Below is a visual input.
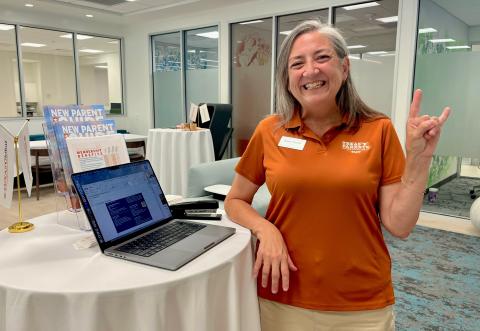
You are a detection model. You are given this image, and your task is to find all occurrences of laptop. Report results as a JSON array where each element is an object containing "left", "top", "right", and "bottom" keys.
[{"left": 71, "top": 160, "right": 235, "bottom": 271}]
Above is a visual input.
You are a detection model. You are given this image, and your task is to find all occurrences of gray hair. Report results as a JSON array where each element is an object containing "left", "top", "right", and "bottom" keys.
[{"left": 275, "top": 20, "right": 383, "bottom": 130}]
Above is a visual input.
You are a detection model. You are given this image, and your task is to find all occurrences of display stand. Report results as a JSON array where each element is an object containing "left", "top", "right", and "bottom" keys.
[{"left": 8, "top": 136, "right": 34, "bottom": 233}]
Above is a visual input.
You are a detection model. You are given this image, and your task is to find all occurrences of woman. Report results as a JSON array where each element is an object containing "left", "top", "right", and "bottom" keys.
[{"left": 224, "top": 21, "right": 450, "bottom": 330}]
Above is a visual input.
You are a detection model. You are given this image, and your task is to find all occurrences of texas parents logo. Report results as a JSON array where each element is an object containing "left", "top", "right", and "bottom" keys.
[{"left": 342, "top": 141, "right": 370, "bottom": 154}]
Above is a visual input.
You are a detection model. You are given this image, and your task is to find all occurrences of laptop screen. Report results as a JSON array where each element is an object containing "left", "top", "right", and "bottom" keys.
[{"left": 72, "top": 161, "right": 172, "bottom": 244}]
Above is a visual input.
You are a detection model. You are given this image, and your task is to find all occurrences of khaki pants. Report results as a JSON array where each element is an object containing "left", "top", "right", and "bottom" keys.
[{"left": 259, "top": 298, "right": 395, "bottom": 331}]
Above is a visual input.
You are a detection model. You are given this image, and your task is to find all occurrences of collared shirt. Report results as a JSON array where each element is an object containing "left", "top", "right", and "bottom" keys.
[{"left": 235, "top": 111, "right": 405, "bottom": 311}]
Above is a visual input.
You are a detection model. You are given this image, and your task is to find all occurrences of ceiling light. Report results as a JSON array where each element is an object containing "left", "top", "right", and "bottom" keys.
[
  {"left": 125, "top": 0, "right": 136, "bottom": 1},
  {"left": 348, "top": 55, "right": 360, "bottom": 60},
  {"left": 95, "top": 65, "right": 108, "bottom": 68},
  {"left": 446, "top": 45, "right": 471, "bottom": 49},
  {"left": 280, "top": 30, "right": 292, "bottom": 36},
  {"left": 343, "top": 2, "right": 379, "bottom": 10},
  {"left": 60, "top": 34, "right": 93, "bottom": 40},
  {"left": 0, "top": 24, "right": 15, "bottom": 31},
  {"left": 21, "top": 43, "right": 46, "bottom": 47},
  {"left": 25, "top": 3, "right": 34, "bottom": 7},
  {"left": 376, "top": 16, "right": 398, "bottom": 23},
  {"left": 239, "top": 20, "right": 264, "bottom": 25},
  {"left": 107, "top": 40, "right": 119, "bottom": 44},
  {"left": 429, "top": 38, "right": 455, "bottom": 43},
  {"left": 85, "top": 14, "right": 94, "bottom": 18},
  {"left": 419, "top": 27, "right": 437, "bottom": 34},
  {"left": 79, "top": 49, "right": 104, "bottom": 53},
  {"left": 347, "top": 45, "right": 367, "bottom": 49},
  {"left": 366, "top": 51, "right": 388, "bottom": 55},
  {"left": 195, "top": 31, "right": 219, "bottom": 39},
  {"left": 200, "top": 58, "right": 218, "bottom": 62},
  {"left": 380, "top": 53, "right": 396, "bottom": 56},
  {"left": 187, "top": 50, "right": 195, "bottom": 53}
]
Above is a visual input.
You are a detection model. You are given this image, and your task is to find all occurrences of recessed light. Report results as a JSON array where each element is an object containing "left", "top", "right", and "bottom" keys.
[
  {"left": 239, "top": 20, "right": 264, "bottom": 25},
  {"left": 348, "top": 55, "right": 360, "bottom": 60},
  {"left": 107, "top": 40, "right": 119, "bottom": 44},
  {"left": 0, "top": 24, "right": 15, "bottom": 31},
  {"left": 95, "top": 65, "right": 108, "bottom": 68},
  {"left": 376, "top": 16, "right": 398, "bottom": 23},
  {"left": 60, "top": 34, "right": 93, "bottom": 40},
  {"left": 347, "top": 45, "right": 367, "bottom": 49},
  {"left": 429, "top": 38, "right": 455, "bottom": 43},
  {"left": 446, "top": 45, "right": 471, "bottom": 49},
  {"left": 195, "top": 31, "right": 219, "bottom": 39},
  {"left": 85, "top": 14, "right": 94, "bottom": 18},
  {"left": 419, "top": 28, "right": 437, "bottom": 34},
  {"left": 21, "top": 42, "right": 46, "bottom": 47},
  {"left": 343, "top": 2, "right": 379, "bottom": 10},
  {"left": 79, "top": 49, "right": 104, "bottom": 53},
  {"left": 280, "top": 30, "right": 292, "bottom": 36},
  {"left": 25, "top": 3, "right": 34, "bottom": 7},
  {"left": 125, "top": 0, "right": 136, "bottom": 2}
]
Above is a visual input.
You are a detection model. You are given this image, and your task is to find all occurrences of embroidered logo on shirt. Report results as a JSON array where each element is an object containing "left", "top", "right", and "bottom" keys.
[{"left": 342, "top": 141, "right": 370, "bottom": 154}]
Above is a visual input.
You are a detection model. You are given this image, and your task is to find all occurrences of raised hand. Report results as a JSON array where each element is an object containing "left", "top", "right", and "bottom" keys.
[{"left": 406, "top": 89, "right": 451, "bottom": 158}]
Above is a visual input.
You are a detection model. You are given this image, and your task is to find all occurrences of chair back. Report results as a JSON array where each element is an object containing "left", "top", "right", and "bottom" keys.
[{"left": 200, "top": 103, "right": 233, "bottom": 160}]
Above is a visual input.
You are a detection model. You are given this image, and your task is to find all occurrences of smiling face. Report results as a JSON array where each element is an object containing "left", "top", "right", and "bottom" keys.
[{"left": 287, "top": 31, "right": 349, "bottom": 114}]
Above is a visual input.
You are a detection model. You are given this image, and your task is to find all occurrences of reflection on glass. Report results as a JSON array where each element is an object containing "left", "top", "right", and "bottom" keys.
[
  {"left": 151, "top": 32, "right": 183, "bottom": 128},
  {"left": 277, "top": 10, "right": 329, "bottom": 54},
  {"left": 19, "top": 27, "right": 77, "bottom": 117},
  {"left": 231, "top": 18, "right": 272, "bottom": 156},
  {"left": 185, "top": 26, "right": 219, "bottom": 115},
  {"left": 334, "top": 0, "right": 398, "bottom": 116},
  {"left": 77, "top": 35, "right": 123, "bottom": 114},
  {"left": 414, "top": 0, "right": 480, "bottom": 218},
  {"left": 0, "top": 24, "right": 21, "bottom": 117}
]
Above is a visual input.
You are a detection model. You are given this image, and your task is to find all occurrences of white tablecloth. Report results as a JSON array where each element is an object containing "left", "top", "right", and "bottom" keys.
[
  {"left": 146, "top": 129, "right": 214, "bottom": 196},
  {"left": 0, "top": 211, "right": 260, "bottom": 331}
]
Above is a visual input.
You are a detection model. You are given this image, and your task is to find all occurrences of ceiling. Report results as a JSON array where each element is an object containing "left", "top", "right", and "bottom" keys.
[{"left": 0, "top": 0, "right": 256, "bottom": 24}]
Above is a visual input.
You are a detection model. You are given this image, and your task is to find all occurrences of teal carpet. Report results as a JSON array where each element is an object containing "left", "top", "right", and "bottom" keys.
[{"left": 385, "top": 226, "right": 480, "bottom": 330}]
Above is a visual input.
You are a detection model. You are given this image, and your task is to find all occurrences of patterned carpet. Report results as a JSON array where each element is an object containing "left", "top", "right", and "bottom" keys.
[
  {"left": 385, "top": 226, "right": 480, "bottom": 330},
  {"left": 422, "top": 177, "right": 480, "bottom": 218}
]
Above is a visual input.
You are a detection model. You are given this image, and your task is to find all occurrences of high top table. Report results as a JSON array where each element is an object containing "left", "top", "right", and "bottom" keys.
[
  {"left": 146, "top": 128, "right": 215, "bottom": 196},
  {"left": 0, "top": 211, "right": 260, "bottom": 331}
]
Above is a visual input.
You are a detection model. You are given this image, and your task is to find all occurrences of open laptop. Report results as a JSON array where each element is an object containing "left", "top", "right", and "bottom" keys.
[{"left": 71, "top": 160, "right": 235, "bottom": 271}]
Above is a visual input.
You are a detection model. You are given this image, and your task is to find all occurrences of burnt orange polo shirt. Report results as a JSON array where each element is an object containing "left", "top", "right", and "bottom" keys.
[{"left": 235, "top": 112, "right": 405, "bottom": 311}]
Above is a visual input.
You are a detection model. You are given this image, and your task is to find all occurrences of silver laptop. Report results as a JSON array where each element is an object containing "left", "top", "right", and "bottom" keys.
[{"left": 71, "top": 160, "right": 235, "bottom": 271}]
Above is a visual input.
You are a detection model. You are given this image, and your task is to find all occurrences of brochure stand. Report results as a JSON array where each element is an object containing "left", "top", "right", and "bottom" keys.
[{"left": 42, "top": 105, "right": 115, "bottom": 231}]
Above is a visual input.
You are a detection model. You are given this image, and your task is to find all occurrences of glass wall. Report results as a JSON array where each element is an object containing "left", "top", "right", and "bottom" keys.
[
  {"left": 277, "top": 10, "right": 329, "bottom": 54},
  {"left": 185, "top": 26, "right": 219, "bottom": 107},
  {"left": 333, "top": 0, "right": 398, "bottom": 117},
  {"left": 151, "top": 26, "right": 219, "bottom": 128},
  {"left": 18, "top": 27, "right": 77, "bottom": 117},
  {"left": 0, "top": 23, "right": 124, "bottom": 118},
  {"left": 151, "top": 32, "right": 183, "bottom": 128},
  {"left": 414, "top": 0, "right": 480, "bottom": 218},
  {"left": 0, "top": 24, "right": 21, "bottom": 118},
  {"left": 78, "top": 35, "right": 123, "bottom": 114},
  {"left": 231, "top": 18, "right": 272, "bottom": 156}
]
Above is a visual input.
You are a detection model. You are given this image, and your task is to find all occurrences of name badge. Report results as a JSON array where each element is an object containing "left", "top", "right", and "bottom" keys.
[{"left": 278, "top": 136, "right": 306, "bottom": 151}]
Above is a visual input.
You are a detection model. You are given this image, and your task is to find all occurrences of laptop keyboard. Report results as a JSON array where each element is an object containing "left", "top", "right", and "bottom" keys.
[{"left": 116, "top": 222, "right": 206, "bottom": 257}]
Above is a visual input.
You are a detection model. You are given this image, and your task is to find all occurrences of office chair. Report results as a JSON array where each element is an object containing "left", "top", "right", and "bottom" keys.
[
  {"left": 470, "top": 185, "right": 480, "bottom": 199},
  {"left": 198, "top": 103, "right": 233, "bottom": 160},
  {"left": 126, "top": 140, "right": 146, "bottom": 162}
]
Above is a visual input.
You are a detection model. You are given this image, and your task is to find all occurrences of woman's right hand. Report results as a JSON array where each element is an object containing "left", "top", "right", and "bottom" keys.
[{"left": 253, "top": 222, "right": 298, "bottom": 294}]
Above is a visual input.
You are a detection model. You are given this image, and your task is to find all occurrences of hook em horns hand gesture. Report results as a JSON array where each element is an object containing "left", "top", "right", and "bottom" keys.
[{"left": 406, "top": 89, "right": 451, "bottom": 158}]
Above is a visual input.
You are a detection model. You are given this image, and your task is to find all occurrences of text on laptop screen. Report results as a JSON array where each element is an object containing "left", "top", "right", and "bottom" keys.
[{"left": 75, "top": 162, "right": 172, "bottom": 243}]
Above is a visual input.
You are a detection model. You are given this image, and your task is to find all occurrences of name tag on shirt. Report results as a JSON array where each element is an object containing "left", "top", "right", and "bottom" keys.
[{"left": 278, "top": 136, "right": 306, "bottom": 150}]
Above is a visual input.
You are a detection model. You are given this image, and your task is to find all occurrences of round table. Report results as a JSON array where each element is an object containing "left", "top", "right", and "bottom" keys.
[
  {"left": 0, "top": 211, "right": 260, "bottom": 331},
  {"left": 146, "top": 128, "right": 215, "bottom": 196}
]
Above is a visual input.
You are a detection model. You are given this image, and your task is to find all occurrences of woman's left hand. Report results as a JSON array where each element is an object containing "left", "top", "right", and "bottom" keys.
[{"left": 406, "top": 89, "right": 451, "bottom": 158}]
